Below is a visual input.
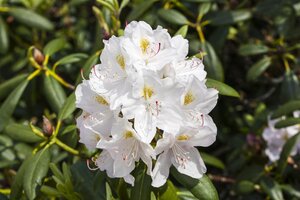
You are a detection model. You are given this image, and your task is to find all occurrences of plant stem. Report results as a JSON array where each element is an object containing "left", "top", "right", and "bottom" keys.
[{"left": 54, "top": 138, "right": 79, "bottom": 155}]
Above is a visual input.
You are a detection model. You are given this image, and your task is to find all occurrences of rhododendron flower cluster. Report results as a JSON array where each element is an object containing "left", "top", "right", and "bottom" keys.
[
  {"left": 75, "top": 21, "right": 218, "bottom": 187},
  {"left": 263, "top": 111, "right": 300, "bottom": 162}
]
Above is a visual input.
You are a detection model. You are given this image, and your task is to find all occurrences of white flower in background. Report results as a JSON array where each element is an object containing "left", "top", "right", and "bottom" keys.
[
  {"left": 75, "top": 21, "right": 219, "bottom": 187},
  {"left": 152, "top": 125, "right": 216, "bottom": 187},
  {"left": 263, "top": 112, "right": 300, "bottom": 162}
]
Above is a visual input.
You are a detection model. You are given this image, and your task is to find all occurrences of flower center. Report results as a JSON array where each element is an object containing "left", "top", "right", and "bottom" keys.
[
  {"left": 95, "top": 95, "right": 109, "bottom": 105},
  {"left": 177, "top": 134, "right": 189, "bottom": 141},
  {"left": 143, "top": 86, "right": 154, "bottom": 100},
  {"left": 124, "top": 130, "right": 134, "bottom": 139},
  {"left": 184, "top": 91, "right": 195, "bottom": 105},
  {"left": 140, "top": 38, "right": 150, "bottom": 54},
  {"left": 116, "top": 54, "right": 125, "bottom": 70}
]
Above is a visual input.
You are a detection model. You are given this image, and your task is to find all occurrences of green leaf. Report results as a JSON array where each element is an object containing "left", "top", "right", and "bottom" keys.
[
  {"left": 9, "top": 7, "right": 54, "bottom": 30},
  {"left": 200, "top": 42, "right": 224, "bottom": 82},
  {"left": 206, "top": 78, "right": 240, "bottom": 98},
  {"left": 55, "top": 53, "right": 88, "bottom": 66},
  {"left": 246, "top": 56, "right": 272, "bottom": 81},
  {"left": 3, "top": 123, "right": 43, "bottom": 143},
  {"left": 235, "top": 180, "right": 255, "bottom": 194},
  {"left": 71, "top": 161, "right": 106, "bottom": 200},
  {"left": 175, "top": 25, "right": 188, "bottom": 38},
  {"left": 158, "top": 9, "right": 189, "bottom": 25},
  {"left": 239, "top": 44, "right": 269, "bottom": 56},
  {"left": 10, "top": 155, "right": 33, "bottom": 200},
  {"left": 40, "top": 185, "right": 60, "bottom": 196},
  {"left": 209, "top": 10, "right": 252, "bottom": 26},
  {"left": 171, "top": 168, "right": 219, "bottom": 200},
  {"left": 177, "top": 190, "right": 198, "bottom": 200},
  {"left": 200, "top": 152, "right": 225, "bottom": 169},
  {"left": 274, "top": 118, "right": 300, "bottom": 128},
  {"left": 271, "top": 100, "right": 300, "bottom": 119},
  {"left": 43, "top": 38, "right": 67, "bottom": 56},
  {"left": 198, "top": 2, "right": 211, "bottom": 18},
  {"left": 280, "top": 71, "right": 300, "bottom": 102},
  {"left": 260, "top": 177, "right": 284, "bottom": 200},
  {"left": 277, "top": 132, "right": 300, "bottom": 174},
  {"left": 131, "top": 164, "right": 152, "bottom": 200},
  {"left": 23, "top": 148, "right": 50, "bottom": 200},
  {"left": 0, "top": 16, "right": 9, "bottom": 54},
  {"left": 0, "top": 79, "right": 29, "bottom": 132},
  {"left": 0, "top": 73, "right": 27, "bottom": 100},
  {"left": 127, "top": 0, "right": 159, "bottom": 21},
  {"left": 58, "top": 93, "right": 76, "bottom": 121},
  {"left": 157, "top": 181, "right": 179, "bottom": 200},
  {"left": 43, "top": 75, "right": 66, "bottom": 113},
  {"left": 280, "top": 184, "right": 300, "bottom": 198}
]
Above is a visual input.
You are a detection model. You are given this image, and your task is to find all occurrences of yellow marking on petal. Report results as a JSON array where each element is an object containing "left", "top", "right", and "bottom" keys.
[
  {"left": 177, "top": 134, "right": 189, "bottom": 141},
  {"left": 95, "top": 134, "right": 101, "bottom": 141},
  {"left": 116, "top": 55, "right": 125, "bottom": 70},
  {"left": 140, "top": 38, "right": 150, "bottom": 54},
  {"left": 124, "top": 131, "right": 134, "bottom": 139},
  {"left": 282, "top": 132, "right": 289, "bottom": 141},
  {"left": 95, "top": 95, "right": 109, "bottom": 105},
  {"left": 184, "top": 91, "right": 195, "bottom": 105},
  {"left": 142, "top": 86, "right": 154, "bottom": 100}
]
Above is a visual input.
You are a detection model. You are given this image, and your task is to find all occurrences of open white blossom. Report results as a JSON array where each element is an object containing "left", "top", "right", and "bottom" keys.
[
  {"left": 263, "top": 112, "right": 300, "bottom": 162},
  {"left": 75, "top": 21, "right": 219, "bottom": 187}
]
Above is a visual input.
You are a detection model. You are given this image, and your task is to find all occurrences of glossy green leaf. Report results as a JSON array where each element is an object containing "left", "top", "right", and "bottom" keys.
[
  {"left": 0, "top": 16, "right": 9, "bottom": 54},
  {"left": 260, "top": 177, "right": 284, "bottom": 200},
  {"left": 43, "top": 38, "right": 67, "bottom": 56},
  {"left": 200, "top": 42, "right": 224, "bottom": 81},
  {"left": 0, "top": 79, "right": 29, "bottom": 132},
  {"left": 171, "top": 168, "right": 219, "bottom": 200},
  {"left": 157, "top": 181, "right": 179, "bottom": 200},
  {"left": 9, "top": 7, "right": 54, "bottom": 30},
  {"left": 206, "top": 78, "right": 240, "bottom": 98},
  {"left": 43, "top": 75, "right": 66, "bottom": 113},
  {"left": 0, "top": 73, "right": 27, "bottom": 100},
  {"left": 71, "top": 161, "right": 106, "bottom": 200},
  {"left": 280, "top": 184, "right": 300, "bottom": 198},
  {"left": 239, "top": 44, "right": 269, "bottom": 56},
  {"left": 40, "top": 185, "right": 60, "bottom": 196},
  {"left": 198, "top": 2, "right": 211, "bottom": 17},
  {"left": 200, "top": 152, "right": 225, "bottom": 169},
  {"left": 177, "top": 190, "right": 198, "bottom": 200},
  {"left": 10, "top": 155, "right": 33, "bottom": 200},
  {"left": 280, "top": 71, "right": 300, "bottom": 102},
  {"left": 58, "top": 93, "right": 76, "bottom": 121},
  {"left": 209, "top": 10, "right": 252, "bottom": 26},
  {"left": 175, "top": 25, "right": 188, "bottom": 38},
  {"left": 127, "top": 0, "right": 159, "bottom": 21},
  {"left": 158, "top": 9, "right": 189, "bottom": 25},
  {"left": 274, "top": 118, "right": 300, "bottom": 128},
  {"left": 131, "top": 164, "right": 152, "bottom": 200},
  {"left": 55, "top": 53, "right": 88, "bottom": 66},
  {"left": 271, "top": 100, "right": 300, "bottom": 119},
  {"left": 23, "top": 148, "right": 51, "bottom": 200},
  {"left": 277, "top": 132, "right": 300, "bottom": 174},
  {"left": 246, "top": 56, "right": 272, "bottom": 81},
  {"left": 3, "top": 123, "right": 43, "bottom": 143}
]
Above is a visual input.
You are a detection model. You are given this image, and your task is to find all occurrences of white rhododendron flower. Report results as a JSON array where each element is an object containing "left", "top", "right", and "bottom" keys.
[
  {"left": 263, "top": 112, "right": 300, "bottom": 162},
  {"left": 75, "top": 21, "right": 219, "bottom": 187}
]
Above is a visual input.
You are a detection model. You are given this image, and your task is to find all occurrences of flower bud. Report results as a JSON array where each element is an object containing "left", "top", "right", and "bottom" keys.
[
  {"left": 42, "top": 116, "right": 53, "bottom": 137},
  {"left": 33, "top": 48, "right": 45, "bottom": 65}
]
